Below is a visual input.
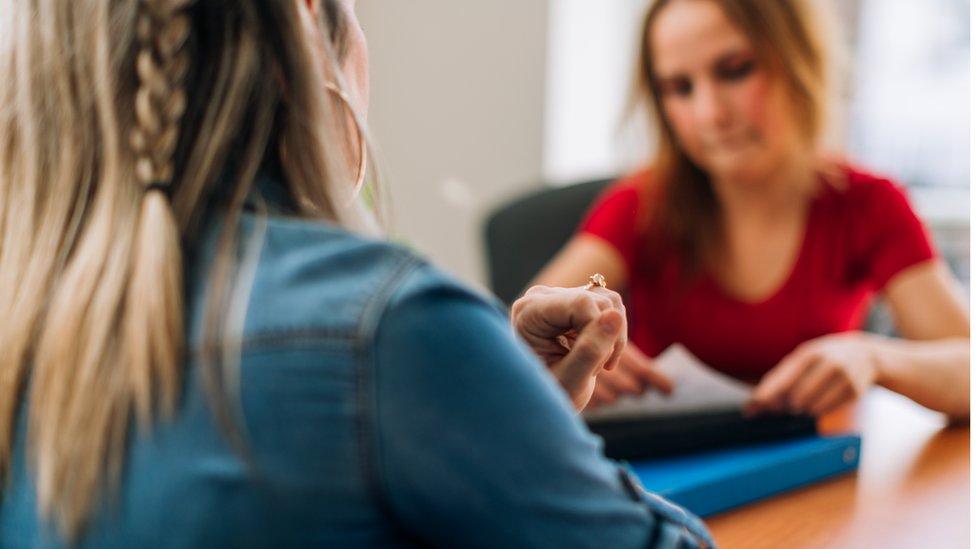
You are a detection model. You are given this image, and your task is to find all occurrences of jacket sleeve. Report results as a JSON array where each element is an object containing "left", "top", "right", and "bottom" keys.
[{"left": 367, "top": 262, "right": 714, "bottom": 548}]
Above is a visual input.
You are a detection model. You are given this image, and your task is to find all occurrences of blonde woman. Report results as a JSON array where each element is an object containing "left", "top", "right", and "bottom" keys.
[
  {"left": 0, "top": 0, "right": 715, "bottom": 547},
  {"left": 535, "top": 0, "right": 969, "bottom": 418}
]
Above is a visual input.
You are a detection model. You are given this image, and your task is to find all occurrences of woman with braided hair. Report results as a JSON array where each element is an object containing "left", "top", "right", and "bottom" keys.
[{"left": 0, "top": 1, "right": 713, "bottom": 547}]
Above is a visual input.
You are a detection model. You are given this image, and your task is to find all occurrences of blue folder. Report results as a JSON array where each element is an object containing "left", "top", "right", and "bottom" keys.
[{"left": 629, "top": 434, "right": 861, "bottom": 518}]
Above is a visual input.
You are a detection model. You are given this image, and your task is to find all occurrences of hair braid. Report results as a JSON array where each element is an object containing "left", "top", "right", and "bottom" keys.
[{"left": 130, "top": 0, "right": 193, "bottom": 191}]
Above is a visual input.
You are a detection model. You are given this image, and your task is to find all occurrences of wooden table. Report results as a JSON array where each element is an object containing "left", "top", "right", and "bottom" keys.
[{"left": 705, "top": 389, "right": 970, "bottom": 548}]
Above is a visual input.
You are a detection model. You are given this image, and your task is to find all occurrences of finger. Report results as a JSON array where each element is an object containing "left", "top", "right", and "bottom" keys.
[
  {"left": 807, "top": 383, "right": 854, "bottom": 416},
  {"left": 595, "top": 383, "right": 620, "bottom": 406},
  {"left": 750, "top": 346, "right": 820, "bottom": 408},
  {"left": 588, "top": 288, "right": 628, "bottom": 371},
  {"left": 514, "top": 295, "right": 603, "bottom": 350},
  {"left": 588, "top": 287, "right": 624, "bottom": 312},
  {"left": 589, "top": 383, "right": 615, "bottom": 407},
  {"left": 600, "top": 367, "right": 644, "bottom": 397},
  {"left": 510, "top": 285, "right": 556, "bottom": 321},
  {"left": 521, "top": 284, "right": 552, "bottom": 297},
  {"left": 601, "top": 317, "right": 627, "bottom": 372},
  {"left": 787, "top": 362, "right": 837, "bottom": 413},
  {"left": 555, "top": 310, "right": 623, "bottom": 391},
  {"left": 744, "top": 390, "right": 789, "bottom": 417},
  {"left": 534, "top": 290, "right": 615, "bottom": 339},
  {"left": 746, "top": 383, "right": 793, "bottom": 417},
  {"left": 634, "top": 365, "right": 674, "bottom": 395},
  {"left": 620, "top": 346, "right": 674, "bottom": 394}
]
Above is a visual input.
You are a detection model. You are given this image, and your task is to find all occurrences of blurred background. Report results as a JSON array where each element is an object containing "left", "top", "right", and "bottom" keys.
[{"left": 355, "top": 0, "right": 970, "bottom": 299}]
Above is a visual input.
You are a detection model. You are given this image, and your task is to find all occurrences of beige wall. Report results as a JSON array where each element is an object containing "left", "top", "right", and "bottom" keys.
[{"left": 356, "top": 1, "right": 549, "bottom": 287}]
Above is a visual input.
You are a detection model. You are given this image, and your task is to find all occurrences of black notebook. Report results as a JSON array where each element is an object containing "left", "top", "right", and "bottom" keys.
[
  {"left": 586, "top": 409, "right": 818, "bottom": 460},
  {"left": 582, "top": 345, "right": 818, "bottom": 460}
]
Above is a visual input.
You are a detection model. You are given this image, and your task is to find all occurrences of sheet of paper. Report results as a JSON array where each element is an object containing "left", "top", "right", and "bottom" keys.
[{"left": 584, "top": 344, "right": 754, "bottom": 422}]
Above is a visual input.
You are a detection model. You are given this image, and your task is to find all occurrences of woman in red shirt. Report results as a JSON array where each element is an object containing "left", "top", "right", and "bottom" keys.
[{"left": 534, "top": 0, "right": 969, "bottom": 419}]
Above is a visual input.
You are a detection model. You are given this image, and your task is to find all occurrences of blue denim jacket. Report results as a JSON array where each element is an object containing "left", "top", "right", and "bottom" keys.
[{"left": 0, "top": 178, "right": 713, "bottom": 548}]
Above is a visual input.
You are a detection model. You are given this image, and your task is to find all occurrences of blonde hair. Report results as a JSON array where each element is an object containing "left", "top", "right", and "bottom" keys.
[
  {"left": 0, "top": 0, "right": 378, "bottom": 540},
  {"left": 632, "top": 0, "right": 842, "bottom": 274}
]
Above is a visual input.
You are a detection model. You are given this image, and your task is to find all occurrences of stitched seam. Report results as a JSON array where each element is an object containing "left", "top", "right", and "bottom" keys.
[
  {"left": 350, "top": 251, "right": 424, "bottom": 508},
  {"left": 186, "top": 328, "right": 359, "bottom": 360}
]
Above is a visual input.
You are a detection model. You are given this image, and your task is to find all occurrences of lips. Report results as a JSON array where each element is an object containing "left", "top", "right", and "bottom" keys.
[{"left": 704, "top": 129, "right": 759, "bottom": 151}]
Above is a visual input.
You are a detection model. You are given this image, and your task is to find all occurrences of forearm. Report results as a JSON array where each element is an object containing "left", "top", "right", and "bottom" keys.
[
  {"left": 869, "top": 335, "right": 970, "bottom": 420},
  {"left": 531, "top": 236, "right": 630, "bottom": 291}
]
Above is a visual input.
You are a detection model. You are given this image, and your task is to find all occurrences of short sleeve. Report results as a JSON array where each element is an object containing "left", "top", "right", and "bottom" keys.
[
  {"left": 851, "top": 177, "right": 937, "bottom": 291},
  {"left": 369, "top": 262, "right": 714, "bottom": 548},
  {"left": 578, "top": 177, "right": 644, "bottom": 273}
]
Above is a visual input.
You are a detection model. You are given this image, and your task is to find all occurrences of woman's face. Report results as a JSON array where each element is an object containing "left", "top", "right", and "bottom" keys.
[{"left": 650, "top": 0, "right": 798, "bottom": 183}]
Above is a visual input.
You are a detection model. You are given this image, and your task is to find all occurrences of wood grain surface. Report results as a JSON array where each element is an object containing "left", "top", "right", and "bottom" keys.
[{"left": 705, "top": 389, "right": 970, "bottom": 549}]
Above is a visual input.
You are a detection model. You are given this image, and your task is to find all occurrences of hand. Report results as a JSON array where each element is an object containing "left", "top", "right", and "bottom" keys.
[
  {"left": 587, "top": 343, "right": 674, "bottom": 409},
  {"left": 511, "top": 285, "right": 628, "bottom": 411},
  {"left": 746, "top": 332, "right": 880, "bottom": 418}
]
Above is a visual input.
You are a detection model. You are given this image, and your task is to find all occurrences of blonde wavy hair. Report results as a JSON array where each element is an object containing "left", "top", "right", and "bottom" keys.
[{"left": 0, "top": 0, "right": 378, "bottom": 540}]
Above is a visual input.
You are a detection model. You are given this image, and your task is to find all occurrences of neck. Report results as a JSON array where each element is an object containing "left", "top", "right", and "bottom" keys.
[{"left": 710, "top": 155, "right": 817, "bottom": 225}]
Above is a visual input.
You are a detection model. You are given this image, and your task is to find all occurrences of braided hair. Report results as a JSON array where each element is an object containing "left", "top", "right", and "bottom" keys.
[{"left": 130, "top": 0, "right": 193, "bottom": 195}]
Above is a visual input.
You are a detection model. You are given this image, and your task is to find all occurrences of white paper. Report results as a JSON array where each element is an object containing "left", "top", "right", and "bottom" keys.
[{"left": 584, "top": 344, "right": 753, "bottom": 422}]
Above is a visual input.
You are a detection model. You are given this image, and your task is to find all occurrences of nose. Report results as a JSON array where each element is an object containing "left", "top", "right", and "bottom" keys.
[{"left": 691, "top": 78, "right": 733, "bottom": 130}]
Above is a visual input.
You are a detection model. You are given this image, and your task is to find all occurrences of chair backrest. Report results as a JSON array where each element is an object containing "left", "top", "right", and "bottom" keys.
[{"left": 483, "top": 178, "right": 615, "bottom": 304}]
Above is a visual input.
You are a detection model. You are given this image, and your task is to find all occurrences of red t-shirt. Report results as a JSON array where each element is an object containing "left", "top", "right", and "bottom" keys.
[{"left": 579, "top": 164, "right": 937, "bottom": 382}]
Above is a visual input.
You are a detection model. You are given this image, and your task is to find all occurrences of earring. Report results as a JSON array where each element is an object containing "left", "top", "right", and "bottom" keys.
[{"left": 325, "top": 82, "right": 367, "bottom": 203}]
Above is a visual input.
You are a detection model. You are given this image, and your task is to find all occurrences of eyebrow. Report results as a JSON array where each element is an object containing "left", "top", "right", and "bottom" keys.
[{"left": 653, "top": 47, "right": 756, "bottom": 78}]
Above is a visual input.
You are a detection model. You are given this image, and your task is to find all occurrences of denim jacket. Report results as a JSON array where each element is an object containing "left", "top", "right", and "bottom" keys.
[{"left": 0, "top": 177, "right": 714, "bottom": 548}]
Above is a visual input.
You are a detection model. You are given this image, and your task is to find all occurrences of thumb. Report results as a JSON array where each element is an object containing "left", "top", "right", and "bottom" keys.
[
  {"left": 747, "top": 347, "right": 817, "bottom": 416},
  {"left": 555, "top": 310, "right": 623, "bottom": 391}
]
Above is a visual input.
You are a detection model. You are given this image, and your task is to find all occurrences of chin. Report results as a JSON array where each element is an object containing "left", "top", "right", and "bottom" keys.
[{"left": 706, "top": 157, "right": 768, "bottom": 183}]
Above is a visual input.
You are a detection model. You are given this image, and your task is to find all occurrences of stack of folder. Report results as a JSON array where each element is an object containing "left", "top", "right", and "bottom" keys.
[{"left": 584, "top": 345, "right": 862, "bottom": 516}]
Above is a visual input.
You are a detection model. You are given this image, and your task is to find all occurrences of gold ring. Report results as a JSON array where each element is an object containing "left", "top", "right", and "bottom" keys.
[{"left": 585, "top": 273, "right": 607, "bottom": 290}]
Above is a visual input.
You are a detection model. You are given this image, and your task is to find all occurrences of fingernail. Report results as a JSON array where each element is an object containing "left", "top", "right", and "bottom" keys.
[{"left": 600, "top": 312, "right": 622, "bottom": 335}]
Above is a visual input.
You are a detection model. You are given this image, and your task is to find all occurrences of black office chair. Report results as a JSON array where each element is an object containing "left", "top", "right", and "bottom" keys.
[{"left": 484, "top": 178, "right": 615, "bottom": 304}]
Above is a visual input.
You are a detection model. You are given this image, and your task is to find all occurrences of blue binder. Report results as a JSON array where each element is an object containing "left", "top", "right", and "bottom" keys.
[{"left": 629, "top": 434, "right": 861, "bottom": 518}]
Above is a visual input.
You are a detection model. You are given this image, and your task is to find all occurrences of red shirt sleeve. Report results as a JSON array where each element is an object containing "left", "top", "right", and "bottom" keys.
[
  {"left": 851, "top": 175, "right": 937, "bottom": 291},
  {"left": 578, "top": 177, "right": 643, "bottom": 273}
]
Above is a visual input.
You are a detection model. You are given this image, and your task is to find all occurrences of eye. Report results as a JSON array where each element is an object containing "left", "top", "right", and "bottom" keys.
[
  {"left": 715, "top": 58, "right": 755, "bottom": 81},
  {"left": 656, "top": 76, "right": 693, "bottom": 98}
]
